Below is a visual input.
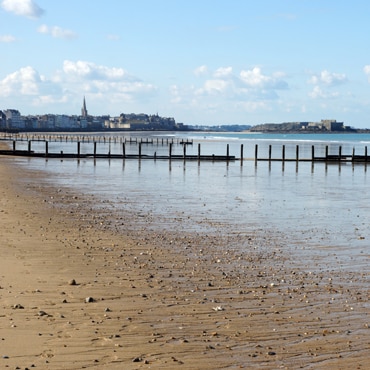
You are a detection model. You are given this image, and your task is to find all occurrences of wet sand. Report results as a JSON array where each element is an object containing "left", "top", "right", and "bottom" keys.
[{"left": 0, "top": 154, "right": 369, "bottom": 369}]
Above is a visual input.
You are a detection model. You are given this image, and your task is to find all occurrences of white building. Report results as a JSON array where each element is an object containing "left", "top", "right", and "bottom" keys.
[{"left": 3, "top": 109, "right": 25, "bottom": 129}]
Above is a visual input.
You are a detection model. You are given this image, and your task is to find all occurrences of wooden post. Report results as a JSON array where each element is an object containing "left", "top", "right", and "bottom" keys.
[
  {"left": 169, "top": 143, "right": 172, "bottom": 159},
  {"left": 28, "top": 141, "right": 31, "bottom": 154},
  {"left": 255, "top": 144, "right": 258, "bottom": 161},
  {"left": 282, "top": 145, "right": 285, "bottom": 162},
  {"left": 226, "top": 144, "right": 229, "bottom": 159},
  {"left": 138, "top": 143, "right": 142, "bottom": 158},
  {"left": 352, "top": 147, "right": 355, "bottom": 161},
  {"left": 268, "top": 145, "right": 272, "bottom": 161},
  {"left": 94, "top": 142, "right": 97, "bottom": 158},
  {"left": 122, "top": 142, "right": 126, "bottom": 158},
  {"left": 311, "top": 145, "right": 315, "bottom": 161},
  {"left": 154, "top": 151, "right": 157, "bottom": 160},
  {"left": 296, "top": 145, "right": 299, "bottom": 162},
  {"left": 240, "top": 144, "right": 244, "bottom": 163},
  {"left": 198, "top": 143, "right": 201, "bottom": 160},
  {"left": 365, "top": 146, "right": 368, "bottom": 162},
  {"left": 45, "top": 141, "right": 48, "bottom": 157},
  {"left": 183, "top": 144, "right": 186, "bottom": 159},
  {"left": 339, "top": 146, "right": 342, "bottom": 160},
  {"left": 13, "top": 140, "right": 16, "bottom": 153},
  {"left": 77, "top": 142, "right": 81, "bottom": 158}
]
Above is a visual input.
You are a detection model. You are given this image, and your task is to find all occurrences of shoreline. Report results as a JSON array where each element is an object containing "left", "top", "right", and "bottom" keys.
[{"left": 0, "top": 155, "right": 369, "bottom": 369}]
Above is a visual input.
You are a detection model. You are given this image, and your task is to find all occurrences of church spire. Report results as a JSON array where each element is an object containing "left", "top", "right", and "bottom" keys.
[{"left": 81, "top": 96, "right": 88, "bottom": 117}]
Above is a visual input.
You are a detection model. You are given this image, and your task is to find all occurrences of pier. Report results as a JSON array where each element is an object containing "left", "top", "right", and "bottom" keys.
[{"left": 0, "top": 134, "right": 369, "bottom": 163}]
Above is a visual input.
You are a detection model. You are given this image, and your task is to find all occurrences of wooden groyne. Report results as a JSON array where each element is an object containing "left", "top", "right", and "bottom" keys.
[
  {"left": 0, "top": 133, "right": 193, "bottom": 145},
  {"left": 254, "top": 144, "right": 370, "bottom": 163},
  {"left": 0, "top": 136, "right": 369, "bottom": 163},
  {"left": 0, "top": 140, "right": 235, "bottom": 161}
]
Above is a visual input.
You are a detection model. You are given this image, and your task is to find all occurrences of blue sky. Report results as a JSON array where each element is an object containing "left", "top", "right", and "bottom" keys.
[{"left": 1, "top": 0, "right": 370, "bottom": 127}]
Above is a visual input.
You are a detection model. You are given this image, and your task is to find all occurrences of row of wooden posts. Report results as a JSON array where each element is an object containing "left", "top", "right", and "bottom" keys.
[
  {"left": 2, "top": 139, "right": 370, "bottom": 162},
  {"left": 6, "top": 140, "right": 234, "bottom": 161},
  {"left": 0, "top": 133, "right": 191, "bottom": 145},
  {"left": 255, "top": 144, "right": 369, "bottom": 162}
]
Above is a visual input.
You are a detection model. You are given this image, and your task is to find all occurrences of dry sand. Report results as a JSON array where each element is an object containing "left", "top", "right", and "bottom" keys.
[{"left": 0, "top": 153, "right": 369, "bottom": 369}]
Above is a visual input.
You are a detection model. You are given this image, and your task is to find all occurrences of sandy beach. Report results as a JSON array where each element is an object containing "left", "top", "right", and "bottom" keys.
[{"left": 0, "top": 153, "right": 369, "bottom": 369}]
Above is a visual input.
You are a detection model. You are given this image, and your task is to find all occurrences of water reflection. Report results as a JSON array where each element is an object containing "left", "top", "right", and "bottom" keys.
[{"left": 7, "top": 137, "right": 370, "bottom": 264}]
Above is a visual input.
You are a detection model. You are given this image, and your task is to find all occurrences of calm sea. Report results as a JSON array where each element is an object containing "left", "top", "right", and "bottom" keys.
[{"left": 9, "top": 132, "right": 370, "bottom": 270}]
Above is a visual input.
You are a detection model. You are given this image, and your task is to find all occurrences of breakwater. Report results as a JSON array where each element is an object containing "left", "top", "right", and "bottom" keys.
[{"left": 1, "top": 133, "right": 370, "bottom": 163}]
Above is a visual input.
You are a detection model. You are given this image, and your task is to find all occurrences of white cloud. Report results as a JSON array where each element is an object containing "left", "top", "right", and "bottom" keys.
[
  {"left": 169, "top": 66, "right": 289, "bottom": 122},
  {"left": 194, "top": 65, "right": 208, "bottom": 76},
  {"left": 364, "top": 65, "right": 370, "bottom": 82},
  {"left": 61, "top": 60, "right": 144, "bottom": 86},
  {"left": 309, "top": 70, "right": 347, "bottom": 86},
  {"left": 309, "top": 86, "right": 339, "bottom": 99},
  {"left": 38, "top": 24, "right": 77, "bottom": 40},
  {"left": 0, "top": 34, "right": 16, "bottom": 42},
  {"left": 200, "top": 79, "right": 230, "bottom": 95},
  {"left": 194, "top": 66, "right": 287, "bottom": 99},
  {"left": 214, "top": 66, "right": 233, "bottom": 78},
  {"left": 1, "top": 0, "right": 43, "bottom": 19},
  {"left": 169, "top": 85, "right": 182, "bottom": 103},
  {"left": 240, "top": 67, "right": 275, "bottom": 88},
  {"left": 0, "top": 61, "right": 157, "bottom": 109},
  {"left": 59, "top": 61, "right": 158, "bottom": 102},
  {"left": 0, "top": 66, "right": 41, "bottom": 96},
  {"left": 309, "top": 86, "right": 324, "bottom": 99},
  {"left": 307, "top": 70, "right": 346, "bottom": 101}
]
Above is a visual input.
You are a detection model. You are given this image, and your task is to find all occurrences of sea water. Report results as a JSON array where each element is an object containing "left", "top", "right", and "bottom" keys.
[{"left": 9, "top": 132, "right": 370, "bottom": 271}]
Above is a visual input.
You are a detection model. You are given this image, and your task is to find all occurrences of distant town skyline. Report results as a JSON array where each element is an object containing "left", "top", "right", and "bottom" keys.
[
  {"left": 1, "top": 100, "right": 355, "bottom": 133},
  {"left": 1, "top": 1, "right": 370, "bottom": 127}
]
